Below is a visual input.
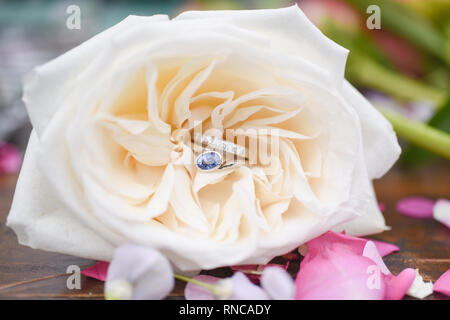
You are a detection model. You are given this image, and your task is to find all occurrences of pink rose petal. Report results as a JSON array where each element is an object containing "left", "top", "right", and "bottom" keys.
[
  {"left": 0, "top": 142, "right": 21, "bottom": 174},
  {"left": 81, "top": 261, "right": 110, "bottom": 281},
  {"left": 433, "top": 199, "right": 450, "bottom": 229},
  {"left": 396, "top": 196, "right": 435, "bottom": 219},
  {"left": 309, "top": 230, "right": 399, "bottom": 257},
  {"left": 295, "top": 232, "right": 414, "bottom": 300},
  {"left": 363, "top": 241, "right": 390, "bottom": 275},
  {"left": 371, "top": 239, "right": 400, "bottom": 257},
  {"left": 384, "top": 268, "right": 417, "bottom": 300},
  {"left": 433, "top": 269, "right": 450, "bottom": 297},
  {"left": 378, "top": 202, "right": 386, "bottom": 213},
  {"left": 185, "top": 275, "right": 220, "bottom": 300}
]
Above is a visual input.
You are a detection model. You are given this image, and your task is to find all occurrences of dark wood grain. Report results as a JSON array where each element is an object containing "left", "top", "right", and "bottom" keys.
[{"left": 0, "top": 162, "right": 449, "bottom": 300}]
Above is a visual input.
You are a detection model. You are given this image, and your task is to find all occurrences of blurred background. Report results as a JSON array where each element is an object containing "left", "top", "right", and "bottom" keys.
[{"left": 0, "top": 0, "right": 449, "bottom": 174}]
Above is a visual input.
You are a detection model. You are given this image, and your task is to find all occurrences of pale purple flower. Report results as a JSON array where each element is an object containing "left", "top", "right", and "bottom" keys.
[{"left": 105, "top": 244, "right": 174, "bottom": 300}]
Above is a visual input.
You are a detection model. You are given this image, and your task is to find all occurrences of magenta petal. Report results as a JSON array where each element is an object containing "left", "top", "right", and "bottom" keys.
[
  {"left": 384, "top": 268, "right": 416, "bottom": 300},
  {"left": 82, "top": 261, "right": 110, "bottom": 281},
  {"left": 396, "top": 196, "right": 435, "bottom": 219},
  {"left": 304, "top": 231, "right": 398, "bottom": 257},
  {"left": 295, "top": 232, "right": 385, "bottom": 300},
  {"left": 0, "top": 142, "right": 21, "bottom": 174},
  {"left": 185, "top": 275, "right": 220, "bottom": 300},
  {"left": 433, "top": 269, "right": 450, "bottom": 297},
  {"left": 378, "top": 202, "right": 385, "bottom": 213},
  {"left": 362, "top": 241, "right": 390, "bottom": 275},
  {"left": 371, "top": 240, "right": 400, "bottom": 257}
]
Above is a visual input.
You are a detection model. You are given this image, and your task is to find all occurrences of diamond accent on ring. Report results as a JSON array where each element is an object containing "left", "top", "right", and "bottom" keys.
[{"left": 193, "top": 133, "right": 246, "bottom": 158}]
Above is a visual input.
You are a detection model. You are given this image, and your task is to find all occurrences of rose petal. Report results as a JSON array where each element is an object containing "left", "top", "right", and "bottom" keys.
[
  {"left": 433, "top": 269, "right": 450, "bottom": 297},
  {"left": 384, "top": 268, "right": 416, "bottom": 300},
  {"left": 370, "top": 239, "right": 400, "bottom": 257},
  {"left": 82, "top": 261, "right": 110, "bottom": 281},
  {"left": 396, "top": 196, "right": 435, "bottom": 219},
  {"left": 433, "top": 199, "right": 450, "bottom": 229},
  {"left": 295, "top": 233, "right": 385, "bottom": 299},
  {"left": 184, "top": 275, "right": 220, "bottom": 300},
  {"left": 261, "top": 266, "right": 295, "bottom": 300},
  {"left": 0, "top": 143, "right": 21, "bottom": 174},
  {"left": 362, "top": 241, "right": 390, "bottom": 275},
  {"left": 295, "top": 232, "right": 413, "bottom": 300},
  {"left": 378, "top": 202, "right": 385, "bottom": 213}
]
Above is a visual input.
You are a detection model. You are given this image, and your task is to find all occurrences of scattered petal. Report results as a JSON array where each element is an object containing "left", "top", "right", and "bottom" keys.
[
  {"left": 384, "top": 268, "right": 416, "bottom": 300},
  {"left": 396, "top": 196, "right": 435, "bottom": 219},
  {"left": 81, "top": 261, "right": 110, "bottom": 281},
  {"left": 0, "top": 142, "right": 21, "bottom": 174},
  {"left": 184, "top": 275, "right": 220, "bottom": 300},
  {"left": 433, "top": 269, "right": 450, "bottom": 297},
  {"left": 433, "top": 199, "right": 450, "bottom": 229},
  {"left": 105, "top": 244, "right": 174, "bottom": 300},
  {"left": 261, "top": 266, "right": 295, "bottom": 300},
  {"left": 370, "top": 239, "right": 400, "bottom": 257},
  {"left": 406, "top": 269, "right": 433, "bottom": 299},
  {"left": 295, "top": 231, "right": 414, "bottom": 300},
  {"left": 362, "top": 241, "right": 390, "bottom": 275},
  {"left": 378, "top": 202, "right": 385, "bottom": 212}
]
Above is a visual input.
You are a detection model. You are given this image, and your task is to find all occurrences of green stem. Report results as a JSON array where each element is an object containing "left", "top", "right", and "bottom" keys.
[
  {"left": 349, "top": 55, "right": 447, "bottom": 107},
  {"left": 174, "top": 274, "right": 216, "bottom": 292},
  {"left": 379, "top": 107, "right": 450, "bottom": 159}
]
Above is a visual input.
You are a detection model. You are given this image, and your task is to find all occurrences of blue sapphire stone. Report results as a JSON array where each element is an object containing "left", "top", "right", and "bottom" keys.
[{"left": 196, "top": 151, "right": 222, "bottom": 171}]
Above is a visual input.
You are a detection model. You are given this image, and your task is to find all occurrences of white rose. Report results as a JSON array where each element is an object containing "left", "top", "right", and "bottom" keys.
[{"left": 7, "top": 6, "right": 400, "bottom": 271}]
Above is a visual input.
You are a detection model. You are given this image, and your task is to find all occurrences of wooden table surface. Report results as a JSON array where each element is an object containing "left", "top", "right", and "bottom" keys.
[{"left": 0, "top": 162, "right": 449, "bottom": 300}]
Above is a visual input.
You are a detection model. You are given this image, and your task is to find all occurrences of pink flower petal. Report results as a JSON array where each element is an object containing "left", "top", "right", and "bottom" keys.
[
  {"left": 295, "top": 233, "right": 385, "bottom": 300},
  {"left": 305, "top": 230, "right": 399, "bottom": 257},
  {"left": 370, "top": 240, "right": 400, "bottom": 257},
  {"left": 295, "top": 231, "right": 414, "bottom": 300},
  {"left": 433, "top": 269, "right": 450, "bottom": 297},
  {"left": 378, "top": 202, "right": 386, "bottom": 213},
  {"left": 82, "top": 261, "right": 110, "bottom": 281},
  {"left": 185, "top": 275, "right": 220, "bottom": 300},
  {"left": 396, "top": 196, "right": 435, "bottom": 219},
  {"left": 363, "top": 241, "right": 390, "bottom": 275},
  {"left": 384, "top": 268, "right": 416, "bottom": 300},
  {"left": 0, "top": 142, "right": 21, "bottom": 174},
  {"left": 433, "top": 199, "right": 450, "bottom": 229}
]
